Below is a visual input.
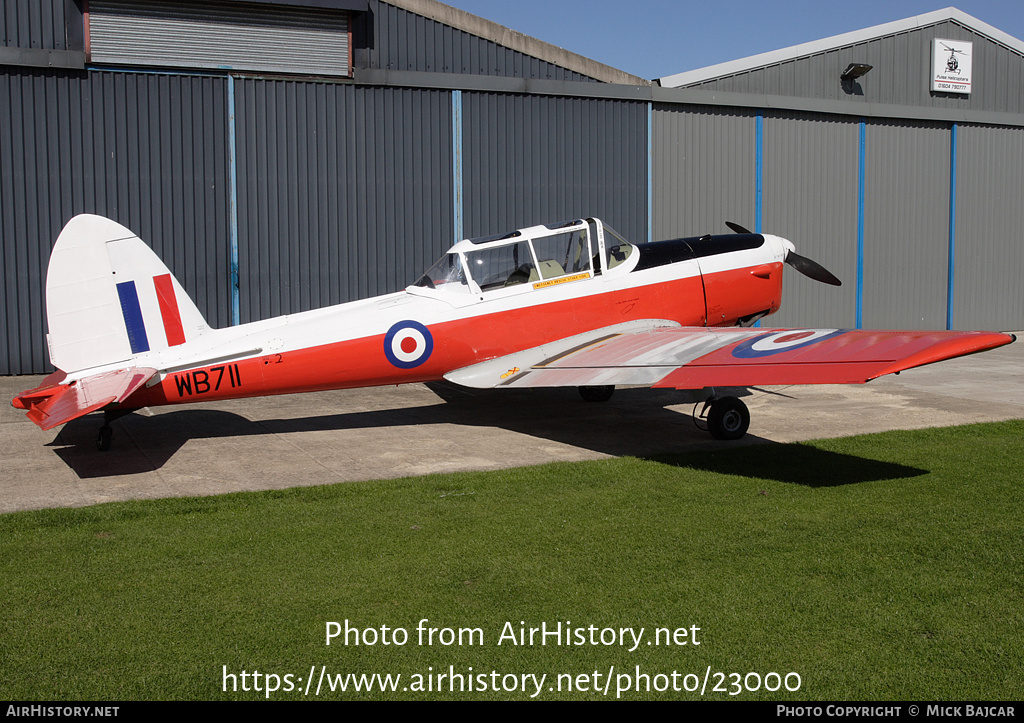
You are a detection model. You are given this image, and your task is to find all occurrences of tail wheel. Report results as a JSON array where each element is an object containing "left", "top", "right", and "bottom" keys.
[{"left": 707, "top": 396, "right": 750, "bottom": 440}]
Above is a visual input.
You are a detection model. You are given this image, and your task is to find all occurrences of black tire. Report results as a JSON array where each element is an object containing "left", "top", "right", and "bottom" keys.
[
  {"left": 578, "top": 385, "right": 615, "bottom": 403},
  {"left": 96, "top": 425, "right": 113, "bottom": 452},
  {"left": 706, "top": 396, "right": 750, "bottom": 440}
]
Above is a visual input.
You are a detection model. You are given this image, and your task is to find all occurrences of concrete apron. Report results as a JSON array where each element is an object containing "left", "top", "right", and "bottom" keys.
[{"left": 2, "top": 341, "right": 1022, "bottom": 513}]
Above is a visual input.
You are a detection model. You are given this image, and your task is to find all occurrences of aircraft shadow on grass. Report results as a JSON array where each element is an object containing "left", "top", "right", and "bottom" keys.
[
  {"left": 48, "top": 384, "right": 927, "bottom": 486},
  {"left": 643, "top": 446, "right": 927, "bottom": 488}
]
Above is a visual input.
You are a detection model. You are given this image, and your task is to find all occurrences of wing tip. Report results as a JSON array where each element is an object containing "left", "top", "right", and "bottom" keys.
[{"left": 871, "top": 330, "right": 1015, "bottom": 379}]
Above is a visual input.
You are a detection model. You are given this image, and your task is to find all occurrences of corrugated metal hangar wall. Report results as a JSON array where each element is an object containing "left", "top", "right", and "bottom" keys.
[
  {"left": 655, "top": 12, "right": 1024, "bottom": 333},
  {"left": 653, "top": 110, "right": 1024, "bottom": 332},
  {"left": 2, "top": 0, "right": 1023, "bottom": 375}
]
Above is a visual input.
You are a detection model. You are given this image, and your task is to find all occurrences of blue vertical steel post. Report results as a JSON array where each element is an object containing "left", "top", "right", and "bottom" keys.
[
  {"left": 946, "top": 123, "right": 958, "bottom": 330},
  {"left": 228, "top": 74, "right": 240, "bottom": 326},
  {"left": 452, "top": 90, "right": 464, "bottom": 243},
  {"left": 856, "top": 119, "right": 866, "bottom": 329},
  {"left": 754, "top": 112, "right": 764, "bottom": 233},
  {"left": 754, "top": 112, "right": 764, "bottom": 326},
  {"left": 647, "top": 102, "right": 653, "bottom": 243}
]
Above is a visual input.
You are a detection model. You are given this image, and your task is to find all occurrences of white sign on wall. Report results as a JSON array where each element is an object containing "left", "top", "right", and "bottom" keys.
[{"left": 932, "top": 39, "right": 973, "bottom": 94}]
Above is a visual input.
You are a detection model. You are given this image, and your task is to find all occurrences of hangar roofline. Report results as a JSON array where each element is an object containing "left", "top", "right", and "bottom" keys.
[
  {"left": 657, "top": 6, "right": 1024, "bottom": 88},
  {"left": 385, "top": 0, "right": 650, "bottom": 85}
]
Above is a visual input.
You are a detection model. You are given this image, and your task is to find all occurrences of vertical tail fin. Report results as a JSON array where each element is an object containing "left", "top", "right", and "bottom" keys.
[{"left": 45, "top": 214, "right": 209, "bottom": 374}]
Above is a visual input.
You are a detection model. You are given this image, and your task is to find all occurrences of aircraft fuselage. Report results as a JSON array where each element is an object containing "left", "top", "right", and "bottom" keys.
[{"left": 126, "top": 225, "right": 786, "bottom": 408}]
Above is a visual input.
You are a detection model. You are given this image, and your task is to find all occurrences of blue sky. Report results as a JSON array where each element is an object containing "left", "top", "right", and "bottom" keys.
[{"left": 439, "top": 1, "right": 1024, "bottom": 80}]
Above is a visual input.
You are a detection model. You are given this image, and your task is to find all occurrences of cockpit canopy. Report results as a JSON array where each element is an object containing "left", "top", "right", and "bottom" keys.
[{"left": 413, "top": 218, "right": 634, "bottom": 294}]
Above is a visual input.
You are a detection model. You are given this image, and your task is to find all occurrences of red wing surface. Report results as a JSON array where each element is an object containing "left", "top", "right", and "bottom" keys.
[{"left": 446, "top": 326, "right": 1014, "bottom": 389}]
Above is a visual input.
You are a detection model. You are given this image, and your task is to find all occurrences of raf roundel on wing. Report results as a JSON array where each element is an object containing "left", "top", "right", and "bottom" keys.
[{"left": 730, "top": 329, "right": 848, "bottom": 358}]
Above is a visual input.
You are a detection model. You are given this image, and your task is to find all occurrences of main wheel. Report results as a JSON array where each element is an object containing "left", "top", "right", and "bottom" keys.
[
  {"left": 578, "top": 385, "right": 615, "bottom": 403},
  {"left": 706, "top": 396, "right": 750, "bottom": 440}
]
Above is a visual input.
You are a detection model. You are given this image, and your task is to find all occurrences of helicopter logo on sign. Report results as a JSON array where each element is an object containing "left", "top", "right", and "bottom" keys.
[{"left": 943, "top": 42, "right": 965, "bottom": 73}]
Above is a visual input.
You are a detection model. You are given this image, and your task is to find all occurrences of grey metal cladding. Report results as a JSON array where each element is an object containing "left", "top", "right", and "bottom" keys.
[
  {"left": 461, "top": 92, "right": 647, "bottom": 244},
  {"left": 233, "top": 79, "right": 453, "bottom": 323},
  {"left": 88, "top": 0, "right": 350, "bottom": 77},
  {"left": 652, "top": 104, "right": 757, "bottom": 241},
  {"left": 0, "top": 0, "right": 85, "bottom": 67},
  {"left": 761, "top": 111, "right": 860, "bottom": 329},
  {"left": 952, "top": 123, "right": 1024, "bottom": 331},
  {"left": 367, "top": 0, "right": 594, "bottom": 81},
  {"left": 0, "top": 68, "right": 231, "bottom": 375},
  {"left": 684, "top": 20, "right": 1024, "bottom": 115},
  {"left": 1, "top": 0, "right": 78, "bottom": 50},
  {"left": 862, "top": 119, "right": 951, "bottom": 330}
]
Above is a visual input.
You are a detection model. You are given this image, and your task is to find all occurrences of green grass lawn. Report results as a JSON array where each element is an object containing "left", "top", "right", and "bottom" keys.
[{"left": 1, "top": 421, "right": 1021, "bottom": 700}]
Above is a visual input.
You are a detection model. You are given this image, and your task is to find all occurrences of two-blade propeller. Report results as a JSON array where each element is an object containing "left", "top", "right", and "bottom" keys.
[{"left": 726, "top": 222, "right": 842, "bottom": 287}]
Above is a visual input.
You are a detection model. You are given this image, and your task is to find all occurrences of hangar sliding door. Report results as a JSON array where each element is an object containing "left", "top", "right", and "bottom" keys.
[
  {"left": 761, "top": 112, "right": 860, "bottom": 329},
  {"left": 652, "top": 104, "right": 757, "bottom": 242},
  {"left": 862, "top": 120, "right": 950, "bottom": 330},
  {"left": 0, "top": 68, "right": 231, "bottom": 375},
  {"left": 462, "top": 93, "right": 647, "bottom": 245},
  {"left": 231, "top": 80, "right": 453, "bottom": 323},
  {"left": 952, "top": 124, "right": 1024, "bottom": 331}
]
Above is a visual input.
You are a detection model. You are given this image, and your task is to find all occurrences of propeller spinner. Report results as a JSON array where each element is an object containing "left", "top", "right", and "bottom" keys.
[{"left": 726, "top": 221, "right": 842, "bottom": 287}]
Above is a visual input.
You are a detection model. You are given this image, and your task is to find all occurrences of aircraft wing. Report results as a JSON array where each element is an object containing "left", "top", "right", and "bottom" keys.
[
  {"left": 444, "top": 325, "right": 1015, "bottom": 390},
  {"left": 12, "top": 367, "right": 157, "bottom": 430}
]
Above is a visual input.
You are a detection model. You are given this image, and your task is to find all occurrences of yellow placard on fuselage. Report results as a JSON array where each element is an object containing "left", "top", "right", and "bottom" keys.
[{"left": 532, "top": 272, "right": 591, "bottom": 290}]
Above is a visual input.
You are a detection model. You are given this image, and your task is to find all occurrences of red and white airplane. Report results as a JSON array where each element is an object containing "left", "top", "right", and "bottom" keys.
[{"left": 12, "top": 214, "right": 1015, "bottom": 450}]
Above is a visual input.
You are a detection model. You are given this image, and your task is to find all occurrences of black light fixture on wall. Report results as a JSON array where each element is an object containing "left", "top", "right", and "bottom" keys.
[
  {"left": 841, "top": 62, "right": 873, "bottom": 81},
  {"left": 841, "top": 62, "right": 873, "bottom": 94}
]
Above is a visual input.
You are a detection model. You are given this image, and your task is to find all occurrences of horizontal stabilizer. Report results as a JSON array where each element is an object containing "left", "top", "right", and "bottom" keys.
[
  {"left": 445, "top": 324, "right": 1015, "bottom": 390},
  {"left": 12, "top": 367, "right": 157, "bottom": 430}
]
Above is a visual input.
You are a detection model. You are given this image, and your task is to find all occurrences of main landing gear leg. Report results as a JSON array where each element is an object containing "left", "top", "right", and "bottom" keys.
[{"left": 696, "top": 395, "right": 750, "bottom": 441}]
